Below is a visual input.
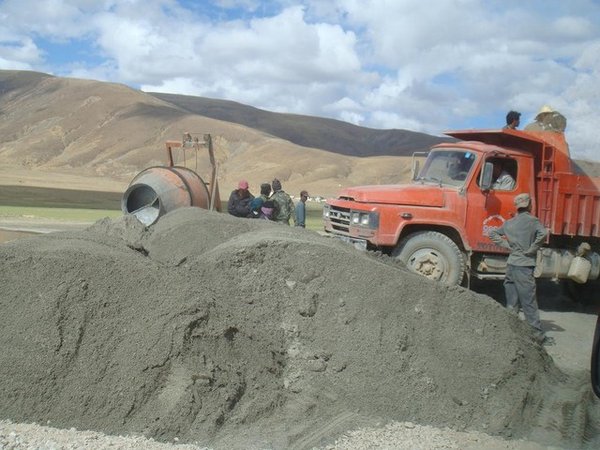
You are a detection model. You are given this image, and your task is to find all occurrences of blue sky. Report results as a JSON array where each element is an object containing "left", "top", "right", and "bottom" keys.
[{"left": 1, "top": 0, "right": 599, "bottom": 159}]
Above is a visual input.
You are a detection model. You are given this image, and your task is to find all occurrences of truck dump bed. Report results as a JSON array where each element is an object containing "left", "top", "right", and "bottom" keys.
[{"left": 552, "top": 172, "right": 600, "bottom": 237}]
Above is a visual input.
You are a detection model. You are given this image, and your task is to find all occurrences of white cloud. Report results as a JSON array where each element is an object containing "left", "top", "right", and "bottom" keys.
[
  {"left": 139, "top": 5, "right": 366, "bottom": 116},
  {"left": 0, "top": 57, "right": 33, "bottom": 70},
  {"left": 0, "top": 37, "right": 43, "bottom": 66}
]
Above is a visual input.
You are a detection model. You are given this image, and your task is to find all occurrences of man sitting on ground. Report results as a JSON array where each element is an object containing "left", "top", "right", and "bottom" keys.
[
  {"left": 227, "top": 180, "right": 254, "bottom": 217},
  {"left": 250, "top": 183, "right": 272, "bottom": 217}
]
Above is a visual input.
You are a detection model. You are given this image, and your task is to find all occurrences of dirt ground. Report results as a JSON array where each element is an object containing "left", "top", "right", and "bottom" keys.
[{"left": 0, "top": 209, "right": 599, "bottom": 449}]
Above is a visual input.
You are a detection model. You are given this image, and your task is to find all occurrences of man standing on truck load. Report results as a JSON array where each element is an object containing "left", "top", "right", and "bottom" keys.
[
  {"left": 488, "top": 193, "right": 551, "bottom": 345},
  {"left": 270, "top": 179, "right": 295, "bottom": 225},
  {"left": 524, "top": 105, "right": 567, "bottom": 132},
  {"left": 503, "top": 110, "right": 521, "bottom": 129}
]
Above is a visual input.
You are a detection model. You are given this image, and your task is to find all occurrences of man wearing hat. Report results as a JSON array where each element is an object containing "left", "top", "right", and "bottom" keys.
[
  {"left": 488, "top": 193, "right": 550, "bottom": 344},
  {"left": 294, "top": 190, "right": 309, "bottom": 228},
  {"left": 270, "top": 178, "right": 295, "bottom": 225},
  {"left": 524, "top": 105, "right": 567, "bottom": 132},
  {"left": 227, "top": 180, "right": 254, "bottom": 217}
]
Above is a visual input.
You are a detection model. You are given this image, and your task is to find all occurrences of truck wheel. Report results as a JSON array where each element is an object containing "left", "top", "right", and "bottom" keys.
[{"left": 393, "top": 231, "right": 465, "bottom": 285}]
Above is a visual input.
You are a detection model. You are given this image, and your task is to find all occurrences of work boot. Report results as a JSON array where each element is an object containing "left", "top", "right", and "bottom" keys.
[
  {"left": 542, "top": 336, "right": 556, "bottom": 346},
  {"left": 534, "top": 333, "right": 555, "bottom": 346}
]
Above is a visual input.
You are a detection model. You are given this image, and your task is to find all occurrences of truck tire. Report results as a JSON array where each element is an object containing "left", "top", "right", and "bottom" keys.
[{"left": 392, "top": 231, "right": 466, "bottom": 285}]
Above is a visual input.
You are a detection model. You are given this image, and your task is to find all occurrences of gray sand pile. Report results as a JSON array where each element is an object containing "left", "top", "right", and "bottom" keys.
[{"left": 0, "top": 208, "right": 562, "bottom": 449}]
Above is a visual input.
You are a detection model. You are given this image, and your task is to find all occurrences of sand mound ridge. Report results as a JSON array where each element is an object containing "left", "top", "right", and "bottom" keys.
[{"left": 0, "top": 208, "right": 558, "bottom": 449}]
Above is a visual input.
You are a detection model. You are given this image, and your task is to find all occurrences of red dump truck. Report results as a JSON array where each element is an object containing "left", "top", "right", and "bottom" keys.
[{"left": 323, "top": 129, "right": 600, "bottom": 292}]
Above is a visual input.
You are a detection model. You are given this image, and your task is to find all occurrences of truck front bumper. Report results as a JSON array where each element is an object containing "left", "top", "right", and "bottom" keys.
[{"left": 326, "top": 232, "right": 368, "bottom": 251}]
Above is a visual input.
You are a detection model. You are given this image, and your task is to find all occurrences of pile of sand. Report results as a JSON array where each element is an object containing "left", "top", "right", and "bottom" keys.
[{"left": 0, "top": 208, "right": 562, "bottom": 448}]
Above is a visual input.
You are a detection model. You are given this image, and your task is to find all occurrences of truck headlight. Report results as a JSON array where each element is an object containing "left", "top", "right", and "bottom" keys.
[
  {"left": 350, "top": 211, "right": 379, "bottom": 229},
  {"left": 323, "top": 205, "right": 330, "bottom": 218}
]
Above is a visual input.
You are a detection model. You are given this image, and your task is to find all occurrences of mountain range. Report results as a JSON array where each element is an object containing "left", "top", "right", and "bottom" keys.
[{"left": 0, "top": 70, "right": 451, "bottom": 197}]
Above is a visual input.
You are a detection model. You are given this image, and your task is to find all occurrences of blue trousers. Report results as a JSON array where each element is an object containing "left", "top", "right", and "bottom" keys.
[{"left": 504, "top": 264, "right": 544, "bottom": 336}]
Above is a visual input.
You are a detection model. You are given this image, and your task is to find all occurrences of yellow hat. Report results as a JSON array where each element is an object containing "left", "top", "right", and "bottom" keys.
[{"left": 535, "top": 105, "right": 554, "bottom": 120}]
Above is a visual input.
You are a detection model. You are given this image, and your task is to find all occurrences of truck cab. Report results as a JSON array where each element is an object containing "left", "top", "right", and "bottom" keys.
[{"left": 323, "top": 129, "right": 600, "bottom": 287}]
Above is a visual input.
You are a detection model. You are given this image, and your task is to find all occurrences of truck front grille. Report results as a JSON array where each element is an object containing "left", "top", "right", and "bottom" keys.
[{"left": 328, "top": 206, "right": 351, "bottom": 233}]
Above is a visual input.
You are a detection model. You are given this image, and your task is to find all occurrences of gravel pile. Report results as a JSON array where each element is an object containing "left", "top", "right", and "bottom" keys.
[{"left": 0, "top": 208, "right": 569, "bottom": 449}]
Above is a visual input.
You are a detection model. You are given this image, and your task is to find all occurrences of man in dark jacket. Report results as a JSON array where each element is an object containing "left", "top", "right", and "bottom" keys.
[
  {"left": 270, "top": 178, "right": 294, "bottom": 225},
  {"left": 227, "top": 180, "right": 254, "bottom": 217},
  {"left": 488, "top": 193, "right": 550, "bottom": 344}
]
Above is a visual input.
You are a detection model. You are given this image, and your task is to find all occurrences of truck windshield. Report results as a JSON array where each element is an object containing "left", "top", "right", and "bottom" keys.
[{"left": 416, "top": 149, "right": 477, "bottom": 187}]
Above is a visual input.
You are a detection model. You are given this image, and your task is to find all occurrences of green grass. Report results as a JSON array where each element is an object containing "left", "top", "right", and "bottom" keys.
[
  {"left": 1, "top": 204, "right": 324, "bottom": 229},
  {"left": 0, "top": 185, "right": 122, "bottom": 210},
  {"left": 1, "top": 185, "right": 326, "bottom": 229},
  {"left": 305, "top": 202, "right": 324, "bottom": 231},
  {"left": 0, "top": 205, "right": 122, "bottom": 222}
]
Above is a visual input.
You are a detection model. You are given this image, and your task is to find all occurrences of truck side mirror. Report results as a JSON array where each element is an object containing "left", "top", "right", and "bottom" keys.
[
  {"left": 480, "top": 162, "right": 494, "bottom": 190},
  {"left": 411, "top": 151, "right": 428, "bottom": 181},
  {"left": 412, "top": 160, "right": 420, "bottom": 180}
]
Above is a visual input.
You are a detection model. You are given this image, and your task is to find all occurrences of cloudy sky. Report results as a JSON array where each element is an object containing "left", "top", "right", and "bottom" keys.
[{"left": 1, "top": 0, "right": 599, "bottom": 159}]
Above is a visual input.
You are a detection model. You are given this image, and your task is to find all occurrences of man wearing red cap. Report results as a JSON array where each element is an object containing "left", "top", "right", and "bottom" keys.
[{"left": 227, "top": 180, "right": 254, "bottom": 217}]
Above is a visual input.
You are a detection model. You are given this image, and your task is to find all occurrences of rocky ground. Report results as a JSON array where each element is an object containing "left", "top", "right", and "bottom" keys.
[{"left": 0, "top": 209, "right": 599, "bottom": 449}]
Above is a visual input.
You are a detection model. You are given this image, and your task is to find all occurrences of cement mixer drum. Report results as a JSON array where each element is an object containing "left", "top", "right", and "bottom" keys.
[
  {"left": 122, "top": 133, "right": 221, "bottom": 226},
  {"left": 122, "top": 166, "right": 211, "bottom": 226}
]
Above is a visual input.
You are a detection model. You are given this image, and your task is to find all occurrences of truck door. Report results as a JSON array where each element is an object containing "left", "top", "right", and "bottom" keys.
[{"left": 465, "top": 156, "right": 522, "bottom": 252}]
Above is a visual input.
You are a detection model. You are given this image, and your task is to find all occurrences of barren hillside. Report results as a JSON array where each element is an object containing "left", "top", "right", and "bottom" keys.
[
  {"left": 0, "top": 70, "right": 438, "bottom": 197},
  {"left": 149, "top": 92, "right": 451, "bottom": 157}
]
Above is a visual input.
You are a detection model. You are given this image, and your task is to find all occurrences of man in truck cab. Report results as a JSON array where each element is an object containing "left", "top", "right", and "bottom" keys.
[
  {"left": 447, "top": 152, "right": 475, "bottom": 182},
  {"left": 491, "top": 161, "right": 516, "bottom": 190},
  {"left": 488, "top": 193, "right": 551, "bottom": 345}
]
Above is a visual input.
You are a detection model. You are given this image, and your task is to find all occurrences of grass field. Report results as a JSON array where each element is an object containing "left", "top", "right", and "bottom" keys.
[
  {"left": 0, "top": 185, "right": 122, "bottom": 210},
  {"left": 304, "top": 202, "right": 325, "bottom": 231},
  {"left": 0, "top": 186, "right": 325, "bottom": 231},
  {"left": 0, "top": 205, "right": 122, "bottom": 222}
]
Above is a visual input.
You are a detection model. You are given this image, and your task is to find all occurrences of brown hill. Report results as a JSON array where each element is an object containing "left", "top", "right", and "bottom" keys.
[
  {"left": 0, "top": 70, "right": 442, "bottom": 197},
  {"left": 149, "top": 92, "right": 451, "bottom": 157}
]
